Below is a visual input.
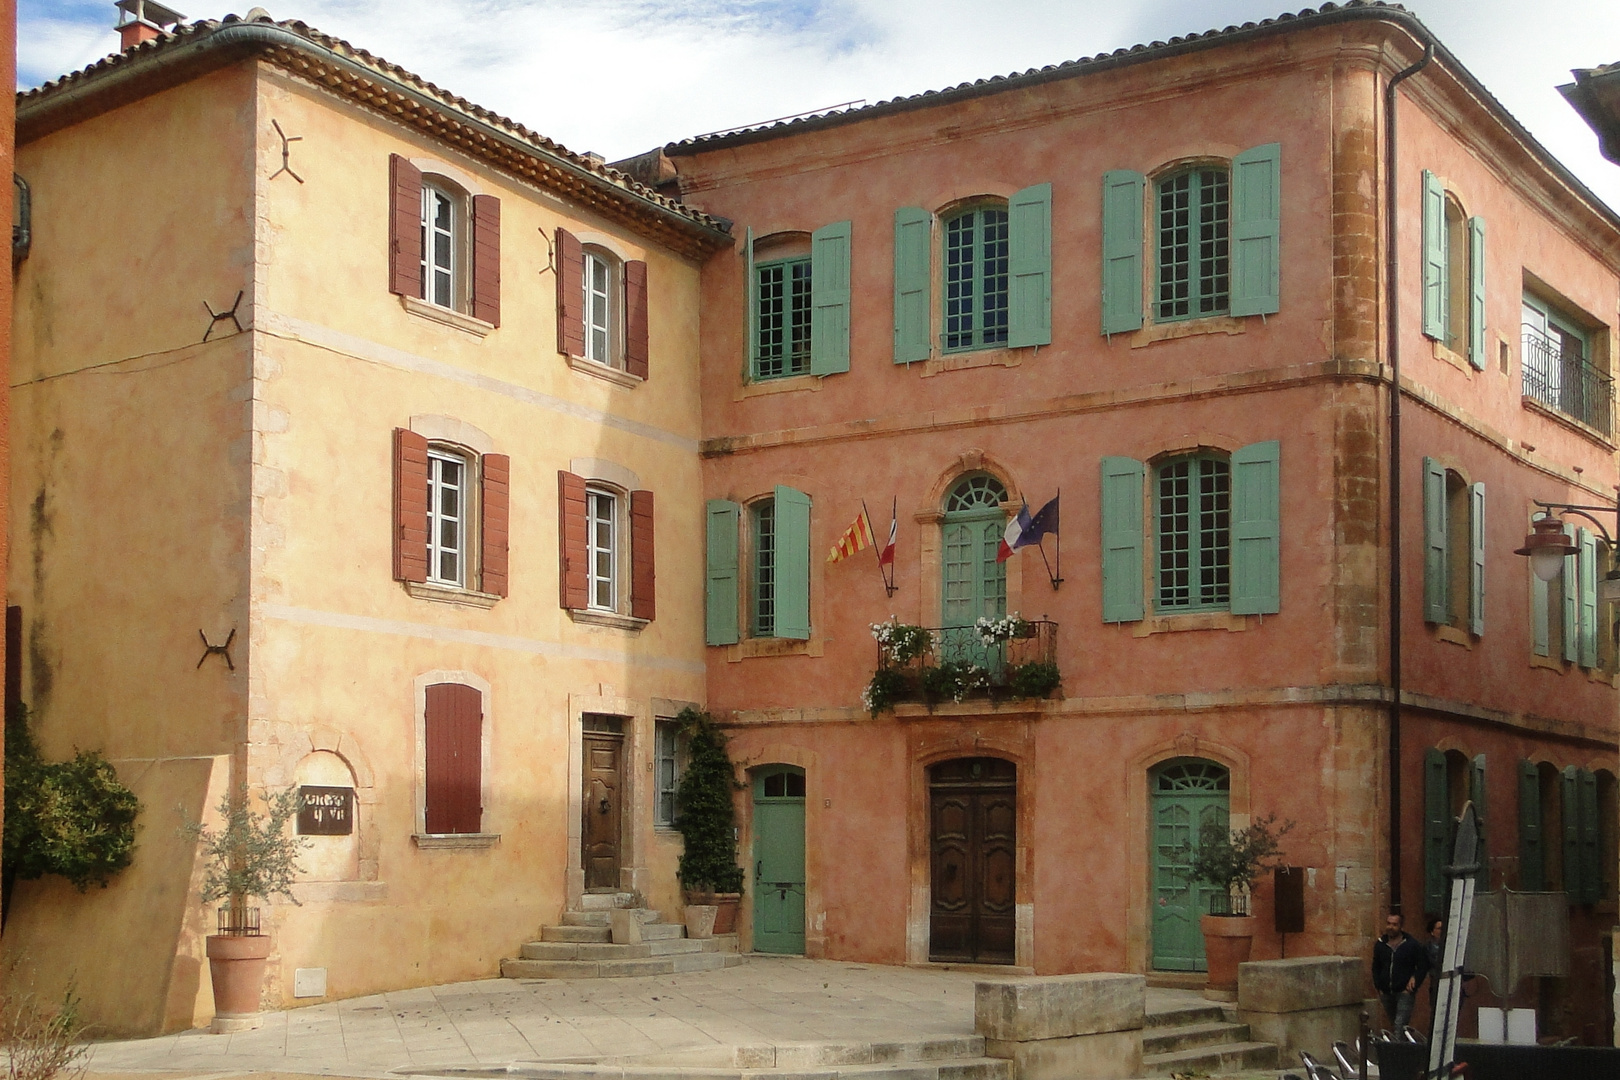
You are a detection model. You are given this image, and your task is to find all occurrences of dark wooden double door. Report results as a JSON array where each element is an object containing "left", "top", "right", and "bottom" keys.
[{"left": 929, "top": 757, "right": 1016, "bottom": 964}]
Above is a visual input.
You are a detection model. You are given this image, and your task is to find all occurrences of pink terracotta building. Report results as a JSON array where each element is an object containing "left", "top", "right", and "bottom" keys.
[{"left": 657, "top": 4, "right": 1620, "bottom": 1040}]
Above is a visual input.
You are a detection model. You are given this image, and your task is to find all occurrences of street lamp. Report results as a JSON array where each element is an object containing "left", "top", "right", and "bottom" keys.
[{"left": 1515, "top": 499, "right": 1620, "bottom": 600}]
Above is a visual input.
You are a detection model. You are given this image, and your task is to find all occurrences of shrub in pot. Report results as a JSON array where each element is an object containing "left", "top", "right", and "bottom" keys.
[
  {"left": 182, "top": 787, "right": 308, "bottom": 1032},
  {"left": 673, "top": 708, "right": 744, "bottom": 934},
  {"left": 1181, "top": 813, "right": 1293, "bottom": 1000}
]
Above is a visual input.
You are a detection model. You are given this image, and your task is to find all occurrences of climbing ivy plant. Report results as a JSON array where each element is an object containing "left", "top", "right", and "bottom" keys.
[{"left": 672, "top": 707, "right": 744, "bottom": 895}]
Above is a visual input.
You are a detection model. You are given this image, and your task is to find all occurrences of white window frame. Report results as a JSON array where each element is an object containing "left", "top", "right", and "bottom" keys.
[
  {"left": 426, "top": 448, "right": 470, "bottom": 588},
  {"left": 421, "top": 182, "right": 460, "bottom": 311},
  {"left": 587, "top": 486, "right": 618, "bottom": 612},
  {"left": 583, "top": 250, "right": 618, "bottom": 366}
]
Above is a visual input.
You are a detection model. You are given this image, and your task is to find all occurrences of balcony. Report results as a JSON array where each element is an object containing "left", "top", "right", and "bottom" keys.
[
  {"left": 865, "top": 619, "right": 1060, "bottom": 714},
  {"left": 1522, "top": 331, "right": 1613, "bottom": 436}
]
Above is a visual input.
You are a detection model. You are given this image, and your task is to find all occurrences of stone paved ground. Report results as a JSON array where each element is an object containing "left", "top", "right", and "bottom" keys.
[{"left": 81, "top": 959, "right": 1294, "bottom": 1080}]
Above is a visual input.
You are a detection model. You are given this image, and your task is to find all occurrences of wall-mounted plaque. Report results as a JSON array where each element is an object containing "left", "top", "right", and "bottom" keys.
[{"left": 297, "top": 785, "right": 354, "bottom": 836}]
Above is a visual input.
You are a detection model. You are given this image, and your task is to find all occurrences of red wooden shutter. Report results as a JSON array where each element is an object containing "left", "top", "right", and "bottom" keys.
[
  {"left": 630, "top": 489, "right": 656, "bottom": 621},
  {"left": 424, "top": 683, "right": 482, "bottom": 834},
  {"left": 481, "top": 453, "right": 510, "bottom": 597},
  {"left": 393, "top": 428, "right": 429, "bottom": 583},
  {"left": 558, "top": 470, "right": 589, "bottom": 609},
  {"left": 472, "top": 194, "right": 501, "bottom": 327},
  {"left": 556, "top": 228, "right": 585, "bottom": 356},
  {"left": 624, "top": 260, "right": 649, "bottom": 380},
  {"left": 389, "top": 154, "right": 423, "bottom": 297}
]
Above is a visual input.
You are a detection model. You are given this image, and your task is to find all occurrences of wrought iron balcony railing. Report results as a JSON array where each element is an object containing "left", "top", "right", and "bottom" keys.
[
  {"left": 1522, "top": 331, "right": 1613, "bottom": 436},
  {"left": 868, "top": 620, "right": 1060, "bottom": 709}
]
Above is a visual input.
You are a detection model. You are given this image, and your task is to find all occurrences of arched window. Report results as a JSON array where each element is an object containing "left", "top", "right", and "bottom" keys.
[
  {"left": 752, "top": 496, "right": 778, "bottom": 637},
  {"left": 942, "top": 473, "right": 1008, "bottom": 635},
  {"left": 1154, "top": 453, "right": 1230, "bottom": 611},
  {"left": 1155, "top": 166, "right": 1229, "bottom": 321},
  {"left": 426, "top": 444, "right": 473, "bottom": 588},
  {"left": 943, "top": 203, "right": 1010, "bottom": 351}
]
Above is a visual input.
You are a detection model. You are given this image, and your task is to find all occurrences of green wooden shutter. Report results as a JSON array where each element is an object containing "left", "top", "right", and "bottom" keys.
[
  {"left": 893, "top": 208, "right": 932, "bottom": 363},
  {"left": 773, "top": 485, "right": 812, "bottom": 641},
  {"left": 1561, "top": 765, "right": 1581, "bottom": 899},
  {"left": 1471, "top": 754, "right": 1488, "bottom": 888},
  {"left": 1230, "top": 440, "right": 1281, "bottom": 615},
  {"left": 1101, "top": 456, "right": 1146, "bottom": 623},
  {"left": 1008, "top": 182, "right": 1053, "bottom": 348},
  {"left": 1424, "top": 747, "right": 1450, "bottom": 915},
  {"left": 1578, "top": 768, "right": 1600, "bottom": 904},
  {"left": 705, "top": 500, "right": 741, "bottom": 646},
  {"left": 1422, "top": 170, "right": 1446, "bottom": 340},
  {"left": 1518, "top": 759, "right": 1544, "bottom": 891},
  {"left": 1470, "top": 482, "right": 1485, "bottom": 637},
  {"left": 1468, "top": 216, "right": 1487, "bottom": 369},
  {"left": 1230, "top": 143, "right": 1281, "bottom": 317},
  {"left": 1563, "top": 522, "right": 1580, "bottom": 664},
  {"left": 810, "top": 220, "right": 852, "bottom": 376},
  {"left": 1578, "top": 527, "right": 1599, "bottom": 668},
  {"left": 743, "top": 227, "right": 756, "bottom": 378},
  {"left": 1101, "top": 170, "right": 1145, "bottom": 335},
  {"left": 1423, "top": 457, "right": 1448, "bottom": 624}
]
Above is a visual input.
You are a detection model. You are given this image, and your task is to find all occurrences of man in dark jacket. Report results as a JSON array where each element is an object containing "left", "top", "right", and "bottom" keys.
[{"left": 1372, "top": 912, "right": 1429, "bottom": 1031}]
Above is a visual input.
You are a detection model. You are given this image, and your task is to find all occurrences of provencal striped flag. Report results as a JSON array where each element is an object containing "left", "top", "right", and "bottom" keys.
[{"left": 827, "top": 507, "right": 876, "bottom": 563}]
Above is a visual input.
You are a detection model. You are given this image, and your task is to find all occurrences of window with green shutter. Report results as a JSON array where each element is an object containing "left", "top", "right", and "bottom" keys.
[
  {"left": 1155, "top": 167, "right": 1229, "bottom": 321},
  {"left": 1230, "top": 441, "right": 1280, "bottom": 615},
  {"left": 773, "top": 485, "right": 812, "bottom": 641},
  {"left": 1100, "top": 456, "right": 1145, "bottom": 623},
  {"left": 893, "top": 207, "right": 932, "bottom": 363},
  {"left": 1421, "top": 459, "right": 1482, "bottom": 635},
  {"left": 754, "top": 258, "right": 812, "bottom": 380},
  {"left": 1101, "top": 171, "right": 1145, "bottom": 336},
  {"left": 1007, "top": 183, "right": 1052, "bottom": 348},
  {"left": 1155, "top": 454, "right": 1231, "bottom": 611},
  {"left": 1518, "top": 758, "right": 1544, "bottom": 891},
  {"left": 1577, "top": 768, "right": 1600, "bottom": 904},
  {"left": 810, "top": 220, "right": 852, "bottom": 376},
  {"left": 1562, "top": 766, "right": 1582, "bottom": 901},
  {"left": 1423, "top": 747, "right": 1450, "bottom": 917},
  {"left": 1420, "top": 171, "right": 1485, "bottom": 362},
  {"left": 1229, "top": 143, "right": 1280, "bottom": 317},
  {"left": 943, "top": 203, "right": 1010, "bottom": 351},
  {"left": 706, "top": 500, "right": 741, "bottom": 646}
]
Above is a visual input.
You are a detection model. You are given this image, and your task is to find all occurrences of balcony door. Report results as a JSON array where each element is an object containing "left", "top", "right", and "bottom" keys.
[{"left": 941, "top": 474, "right": 1008, "bottom": 669}]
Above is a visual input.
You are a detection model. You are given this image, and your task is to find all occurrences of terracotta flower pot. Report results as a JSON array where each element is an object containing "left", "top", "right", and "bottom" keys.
[
  {"left": 684, "top": 904, "right": 718, "bottom": 939},
  {"left": 1200, "top": 913, "right": 1257, "bottom": 1001},
  {"left": 205, "top": 933, "right": 272, "bottom": 1032},
  {"left": 711, "top": 892, "right": 741, "bottom": 934}
]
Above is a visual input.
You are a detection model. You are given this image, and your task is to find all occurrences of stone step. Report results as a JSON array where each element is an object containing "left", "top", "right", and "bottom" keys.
[
  {"left": 500, "top": 951, "right": 744, "bottom": 980},
  {"left": 562, "top": 908, "right": 661, "bottom": 926},
  {"left": 539, "top": 921, "right": 687, "bottom": 943},
  {"left": 578, "top": 892, "right": 637, "bottom": 910},
  {"left": 1143, "top": 1001, "right": 1229, "bottom": 1029},
  {"left": 520, "top": 938, "right": 710, "bottom": 961},
  {"left": 643, "top": 922, "right": 685, "bottom": 940},
  {"left": 1141, "top": 1040, "right": 1279, "bottom": 1077},
  {"left": 464, "top": 1059, "right": 1010, "bottom": 1080},
  {"left": 1141, "top": 1020, "right": 1253, "bottom": 1056}
]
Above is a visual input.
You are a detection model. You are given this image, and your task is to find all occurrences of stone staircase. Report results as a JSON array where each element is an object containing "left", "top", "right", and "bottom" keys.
[
  {"left": 500, "top": 891, "right": 742, "bottom": 980},
  {"left": 1141, "top": 997, "right": 1279, "bottom": 1077}
]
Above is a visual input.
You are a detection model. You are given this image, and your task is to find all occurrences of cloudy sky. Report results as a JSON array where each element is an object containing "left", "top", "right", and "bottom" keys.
[{"left": 20, "top": 1, "right": 1620, "bottom": 208}]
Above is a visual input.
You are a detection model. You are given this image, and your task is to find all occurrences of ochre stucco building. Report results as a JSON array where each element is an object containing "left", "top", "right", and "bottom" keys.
[{"left": 4, "top": 1, "right": 1619, "bottom": 1048}]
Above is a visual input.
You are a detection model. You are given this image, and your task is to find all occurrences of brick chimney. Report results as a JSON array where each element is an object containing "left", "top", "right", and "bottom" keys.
[{"left": 115, "top": 0, "right": 184, "bottom": 50}]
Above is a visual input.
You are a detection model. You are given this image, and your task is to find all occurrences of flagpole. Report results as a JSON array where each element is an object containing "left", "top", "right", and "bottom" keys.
[
  {"left": 887, "top": 496, "right": 898, "bottom": 596},
  {"left": 1055, "top": 486, "right": 1062, "bottom": 590},
  {"left": 862, "top": 499, "right": 892, "bottom": 597}
]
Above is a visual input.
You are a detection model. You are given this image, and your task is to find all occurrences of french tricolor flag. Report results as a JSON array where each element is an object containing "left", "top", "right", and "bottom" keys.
[{"left": 997, "top": 496, "right": 1059, "bottom": 563}]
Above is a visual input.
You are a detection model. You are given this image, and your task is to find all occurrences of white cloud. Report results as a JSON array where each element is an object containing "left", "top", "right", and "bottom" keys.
[{"left": 18, "top": 0, "right": 1620, "bottom": 208}]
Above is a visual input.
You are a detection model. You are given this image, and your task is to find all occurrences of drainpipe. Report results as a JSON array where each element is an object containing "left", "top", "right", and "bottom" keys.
[{"left": 1384, "top": 40, "right": 1433, "bottom": 916}]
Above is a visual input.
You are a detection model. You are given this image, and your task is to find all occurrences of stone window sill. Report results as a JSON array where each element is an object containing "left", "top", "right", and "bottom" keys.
[
  {"left": 566, "top": 353, "right": 643, "bottom": 388},
  {"left": 736, "top": 373, "right": 823, "bottom": 400},
  {"left": 919, "top": 345, "right": 1028, "bottom": 377},
  {"left": 1129, "top": 315, "right": 1247, "bottom": 348},
  {"left": 1529, "top": 652, "right": 1566, "bottom": 673},
  {"left": 568, "top": 608, "right": 649, "bottom": 632},
  {"left": 1521, "top": 395, "right": 1616, "bottom": 450},
  {"left": 1432, "top": 338, "right": 1475, "bottom": 375},
  {"left": 726, "top": 636, "right": 825, "bottom": 661},
  {"left": 1132, "top": 610, "right": 1252, "bottom": 637},
  {"left": 413, "top": 833, "right": 500, "bottom": 849},
  {"left": 405, "top": 581, "right": 502, "bottom": 609},
  {"left": 1432, "top": 623, "right": 1473, "bottom": 648},
  {"left": 401, "top": 295, "right": 495, "bottom": 337}
]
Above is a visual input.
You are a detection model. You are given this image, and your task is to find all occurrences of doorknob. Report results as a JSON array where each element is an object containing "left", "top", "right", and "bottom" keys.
[{"left": 598, "top": 796, "right": 611, "bottom": 814}]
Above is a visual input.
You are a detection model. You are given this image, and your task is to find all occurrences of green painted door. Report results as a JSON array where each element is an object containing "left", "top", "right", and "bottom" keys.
[
  {"left": 753, "top": 767, "right": 806, "bottom": 954},
  {"left": 941, "top": 474, "right": 1009, "bottom": 670},
  {"left": 1150, "top": 760, "right": 1230, "bottom": 971}
]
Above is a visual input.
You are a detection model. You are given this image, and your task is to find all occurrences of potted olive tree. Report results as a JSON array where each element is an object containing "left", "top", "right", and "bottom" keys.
[
  {"left": 1183, "top": 813, "right": 1293, "bottom": 1000},
  {"left": 673, "top": 708, "right": 744, "bottom": 937},
  {"left": 182, "top": 787, "right": 307, "bottom": 1032}
]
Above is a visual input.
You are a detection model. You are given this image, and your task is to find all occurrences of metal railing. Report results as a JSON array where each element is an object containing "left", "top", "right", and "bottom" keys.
[
  {"left": 1522, "top": 331, "right": 1613, "bottom": 436},
  {"left": 873, "top": 620, "right": 1058, "bottom": 698}
]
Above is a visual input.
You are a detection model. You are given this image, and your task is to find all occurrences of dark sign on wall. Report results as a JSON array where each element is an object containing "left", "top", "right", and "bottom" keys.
[{"left": 297, "top": 786, "right": 354, "bottom": 835}]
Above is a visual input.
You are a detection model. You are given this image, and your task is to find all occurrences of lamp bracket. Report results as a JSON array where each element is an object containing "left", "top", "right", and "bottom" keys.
[{"left": 1531, "top": 500, "right": 1616, "bottom": 547}]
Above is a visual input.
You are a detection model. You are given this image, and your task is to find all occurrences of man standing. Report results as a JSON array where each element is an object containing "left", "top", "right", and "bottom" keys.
[{"left": 1373, "top": 912, "right": 1429, "bottom": 1031}]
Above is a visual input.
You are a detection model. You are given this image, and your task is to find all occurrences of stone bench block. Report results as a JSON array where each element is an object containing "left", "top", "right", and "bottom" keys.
[
  {"left": 984, "top": 1030, "right": 1141, "bottom": 1080},
  {"left": 975, "top": 973, "right": 1146, "bottom": 1042},
  {"left": 1237, "top": 955, "right": 1362, "bottom": 1014}
]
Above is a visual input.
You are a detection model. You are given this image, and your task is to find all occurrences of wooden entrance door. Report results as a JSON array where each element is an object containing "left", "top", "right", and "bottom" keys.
[
  {"left": 1150, "top": 759, "right": 1230, "bottom": 971},
  {"left": 929, "top": 757, "right": 1016, "bottom": 964},
  {"left": 582, "top": 716, "right": 625, "bottom": 891},
  {"left": 752, "top": 767, "right": 806, "bottom": 954}
]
